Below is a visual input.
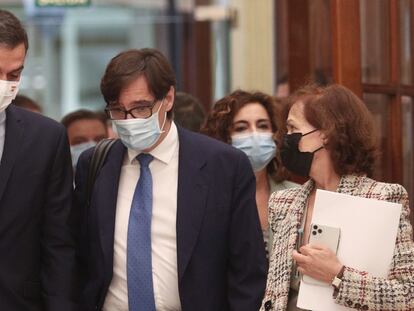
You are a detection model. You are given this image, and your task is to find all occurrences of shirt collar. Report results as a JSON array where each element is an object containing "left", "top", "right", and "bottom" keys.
[
  {"left": 0, "top": 110, "right": 6, "bottom": 125},
  {"left": 127, "top": 121, "right": 178, "bottom": 165}
]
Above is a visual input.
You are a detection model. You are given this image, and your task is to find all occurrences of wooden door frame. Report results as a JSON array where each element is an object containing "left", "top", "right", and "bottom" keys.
[
  {"left": 180, "top": 0, "right": 213, "bottom": 113},
  {"left": 331, "top": 0, "right": 362, "bottom": 97},
  {"left": 287, "top": 0, "right": 311, "bottom": 91}
]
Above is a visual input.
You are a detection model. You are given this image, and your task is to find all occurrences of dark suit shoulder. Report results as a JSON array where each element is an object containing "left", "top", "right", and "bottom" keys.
[
  {"left": 8, "top": 105, "right": 66, "bottom": 139},
  {"left": 13, "top": 106, "right": 64, "bottom": 130}
]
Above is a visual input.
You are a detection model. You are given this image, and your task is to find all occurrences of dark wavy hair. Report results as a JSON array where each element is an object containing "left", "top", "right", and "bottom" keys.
[
  {"left": 280, "top": 84, "right": 378, "bottom": 177},
  {"left": 202, "top": 89, "right": 288, "bottom": 183},
  {"left": 0, "top": 10, "right": 28, "bottom": 51},
  {"left": 100, "top": 48, "right": 176, "bottom": 119}
]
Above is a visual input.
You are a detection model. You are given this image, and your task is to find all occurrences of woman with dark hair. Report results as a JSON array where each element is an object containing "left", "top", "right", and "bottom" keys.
[
  {"left": 261, "top": 84, "right": 414, "bottom": 310},
  {"left": 203, "top": 90, "right": 297, "bottom": 257}
]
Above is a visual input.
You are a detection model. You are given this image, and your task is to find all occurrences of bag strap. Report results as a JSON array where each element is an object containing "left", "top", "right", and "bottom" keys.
[{"left": 86, "top": 138, "right": 116, "bottom": 206}]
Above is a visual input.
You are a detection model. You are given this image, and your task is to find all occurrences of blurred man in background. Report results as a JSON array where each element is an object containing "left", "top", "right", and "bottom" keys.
[
  {"left": 61, "top": 109, "right": 108, "bottom": 169},
  {"left": 172, "top": 91, "right": 206, "bottom": 132}
]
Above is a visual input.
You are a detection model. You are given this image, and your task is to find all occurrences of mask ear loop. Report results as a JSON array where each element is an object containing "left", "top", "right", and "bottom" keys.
[
  {"left": 312, "top": 145, "right": 324, "bottom": 153},
  {"left": 157, "top": 99, "right": 167, "bottom": 133},
  {"left": 302, "top": 128, "right": 324, "bottom": 153},
  {"left": 302, "top": 128, "right": 319, "bottom": 137}
]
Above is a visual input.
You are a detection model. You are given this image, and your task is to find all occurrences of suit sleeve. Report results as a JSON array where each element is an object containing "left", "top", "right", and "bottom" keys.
[
  {"left": 334, "top": 184, "right": 414, "bottom": 310},
  {"left": 227, "top": 151, "right": 267, "bottom": 311},
  {"left": 41, "top": 126, "right": 79, "bottom": 311}
]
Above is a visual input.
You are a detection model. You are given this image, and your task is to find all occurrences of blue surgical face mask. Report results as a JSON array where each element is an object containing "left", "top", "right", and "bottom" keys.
[
  {"left": 112, "top": 100, "right": 166, "bottom": 151},
  {"left": 70, "top": 141, "right": 97, "bottom": 168},
  {"left": 231, "top": 132, "right": 276, "bottom": 172}
]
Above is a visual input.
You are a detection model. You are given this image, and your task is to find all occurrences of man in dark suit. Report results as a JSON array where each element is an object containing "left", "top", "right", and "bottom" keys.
[
  {"left": 75, "top": 48, "right": 266, "bottom": 311},
  {"left": 0, "top": 10, "right": 78, "bottom": 310}
]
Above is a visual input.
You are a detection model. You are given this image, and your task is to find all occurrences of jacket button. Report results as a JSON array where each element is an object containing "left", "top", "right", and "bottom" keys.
[
  {"left": 346, "top": 300, "right": 353, "bottom": 307},
  {"left": 362, "top": 305, "right": 369, "bottom": 310},
  {"left": 264, "top": 300, "right": 272, "bottom": 310}
]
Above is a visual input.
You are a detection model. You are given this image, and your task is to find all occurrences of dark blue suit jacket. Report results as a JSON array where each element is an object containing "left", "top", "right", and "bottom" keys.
[
  {"left": 75, "top": 126, "right": 267, "bottom": 311},
  {"left": 0, "top": 106, "right": 78, "bottom": 310}
]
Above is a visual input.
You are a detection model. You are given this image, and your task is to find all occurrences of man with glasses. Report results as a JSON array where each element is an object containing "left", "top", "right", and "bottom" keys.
[
  {"left": 0, "top": 9, "right": 78, "bottom": 310},
  {"left": 74, "top": 48, "right": 266, "bottom": 311}
]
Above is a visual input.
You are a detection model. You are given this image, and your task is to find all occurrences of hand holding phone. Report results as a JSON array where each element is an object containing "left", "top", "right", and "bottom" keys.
[{"left": 301, "top": 224, "right": 341, "bottom": 286}]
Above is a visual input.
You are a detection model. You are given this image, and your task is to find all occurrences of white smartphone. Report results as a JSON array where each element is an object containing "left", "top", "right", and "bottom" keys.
[{"left": 301, "top": 224, "right": 341, "bottom": 287}]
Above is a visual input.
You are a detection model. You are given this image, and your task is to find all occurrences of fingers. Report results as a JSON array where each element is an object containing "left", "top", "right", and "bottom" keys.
[
  {"left": 307, "top": 242, "right": 325, "bottom": 250},
  {"left": 299, "top": 244, "right": 316, "bottom": 255},
  {"left": 292, "top": 250, "right": 308, "bottom": 264},
  {"left": 303, "top": 243, "right": 334, "bottom": 257},
  {"left": 306, "top": 243, "right": 337, "bottom": 259}
]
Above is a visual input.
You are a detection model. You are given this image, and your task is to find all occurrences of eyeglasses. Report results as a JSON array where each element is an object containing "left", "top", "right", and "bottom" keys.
[{"left": 105, "top": 99, "right": 158, "bottom": 120}]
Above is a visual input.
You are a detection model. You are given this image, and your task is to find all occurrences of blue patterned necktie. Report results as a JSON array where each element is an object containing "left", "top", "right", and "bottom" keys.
[{"left": 127, "top": 153, "right": 156, "bottom": 311}]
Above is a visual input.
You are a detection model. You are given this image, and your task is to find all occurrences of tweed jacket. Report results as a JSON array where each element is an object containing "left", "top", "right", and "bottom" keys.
[{"left": 261, "top": 175, "right": 414, "bottom": 311}]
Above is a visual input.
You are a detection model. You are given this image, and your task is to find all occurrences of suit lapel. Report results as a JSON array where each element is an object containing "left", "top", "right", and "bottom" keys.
[
  {"left": 92, "top": 140, "right": 126, "bottom": 270},
  {"left": 0, "top": 106, "right": 24, "bottom": 201},
  {"left": 270, "top": 179, "right": 314, "bottom": 307},
  {"left": 176, "top": 128, "right": 208, "bottom": 281}
]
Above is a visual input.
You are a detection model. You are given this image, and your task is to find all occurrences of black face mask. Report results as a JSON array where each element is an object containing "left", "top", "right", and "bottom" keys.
[{"left": 280, "top": 129, "right": 323, "bottom": 177}]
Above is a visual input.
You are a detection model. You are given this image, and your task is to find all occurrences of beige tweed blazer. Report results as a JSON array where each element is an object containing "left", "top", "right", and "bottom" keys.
[{"left": 261, "top": 175, "right": 414, "bottom": 311}]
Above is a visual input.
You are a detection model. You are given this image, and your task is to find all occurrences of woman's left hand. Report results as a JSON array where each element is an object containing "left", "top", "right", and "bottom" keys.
[{"left": 292, "top": 243, "right": 343, "bottom": 283}]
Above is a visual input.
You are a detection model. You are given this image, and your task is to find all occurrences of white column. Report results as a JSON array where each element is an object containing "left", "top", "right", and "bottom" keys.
[
  {"left": 230, "top": 0, "right": 275, "bottom": 94},
  {"left": 61, "top": 14, "right": 80, "bottom": 115}
]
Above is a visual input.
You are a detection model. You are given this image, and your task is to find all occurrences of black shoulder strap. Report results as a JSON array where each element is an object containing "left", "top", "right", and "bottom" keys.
[{"left": 86, "top": 138, "right": 116, "bottom": 206}]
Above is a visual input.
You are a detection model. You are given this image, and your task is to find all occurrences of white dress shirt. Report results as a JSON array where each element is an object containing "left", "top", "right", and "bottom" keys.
[
  {"left": 103, "top": 122, "right": 181, "bottom": 311},
  {"left": 0, "top": 111, "right": 6, "bottom": 163}
]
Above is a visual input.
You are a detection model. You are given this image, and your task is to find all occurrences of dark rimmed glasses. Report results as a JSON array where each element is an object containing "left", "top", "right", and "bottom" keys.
[{"left": 105, "top": 99, "right": 159, "bottom": 120}]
